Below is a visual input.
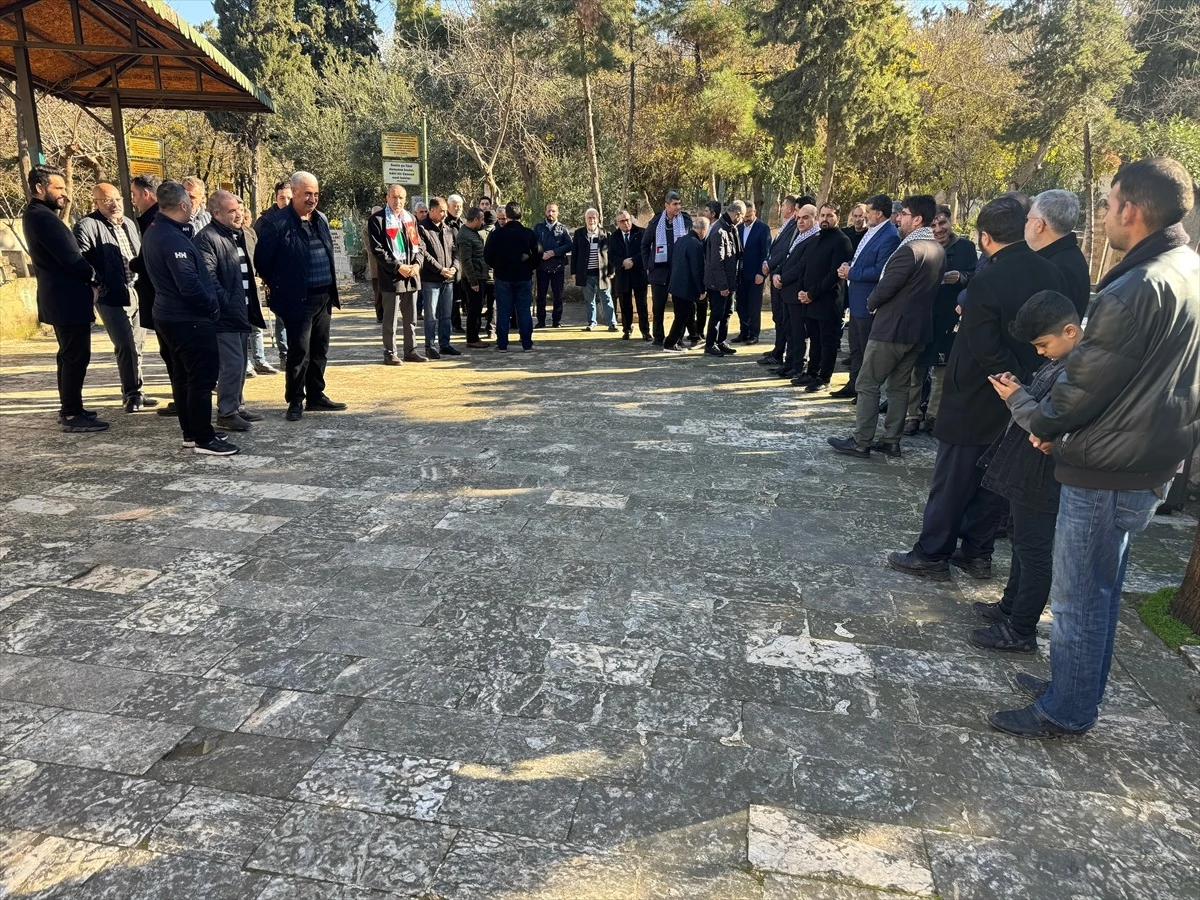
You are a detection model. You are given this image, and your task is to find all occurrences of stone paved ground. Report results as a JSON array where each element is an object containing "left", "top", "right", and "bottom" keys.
[{"left": 1, "top": 288, "right": 1199, "bottom": 899}]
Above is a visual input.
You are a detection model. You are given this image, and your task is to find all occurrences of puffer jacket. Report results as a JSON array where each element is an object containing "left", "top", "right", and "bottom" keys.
[
  {"left": 704, "top": 213, "right": 743, "bottom": 293},
  {"left": 1030, "top": 226, "right": 1200, "bottom": 490}
]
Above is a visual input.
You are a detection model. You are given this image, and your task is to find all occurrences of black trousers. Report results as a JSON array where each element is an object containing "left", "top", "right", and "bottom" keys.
[
  {"left": 771, "top": 288, "right": 791, "bottom": 359},
  {"left": 665, "top": 296, "right": 695, "bottom": 348},
  {"left": 784, "top": 304, "right": 807, "bottom": 373},
  {"left": 693, "top": 296, "right": 708, "bottom": 341},
  {"left": 737, "top": 278, "right": 764, "bottom": 340},
  {"left": 451, "top": 280, "right": 465, "bottom": 331},
  {"left": 157, "top": 318, "right": 218, "bottom": 444},
  {"left": 536, "top": 268, "right": 565, "bottom": 325},
  {"left": 53, "top": 322, "right": 92, "bottom": 417},
  {"left": 617, "top": 283, "right": 649, "bottom": 336},
  {"left": 466, "top": 284, "right": 485, "bottom": 343},
  {"left": 997, "top": 501, "right": 1058, "bottom": 636},
  {"left": 914, "top": 440, "right": 1007, "bottom": 562},
  {"left": 651, "top": 282, "right": 670, "bottom": 343},
  {"left": 705, "top": 290, "right": 731, "bottom": 346},
  {"left": 282, "top": 293, "right": 332, "bottom": 405},
  {"left": 846, "top": 314, "right": 873, "bottom": 391},
  {"left": 483, "top": 283, "right": 495, "bottom": 333},
  {"left": 804, "top": 315, "right": 840, "bottom": 383}
]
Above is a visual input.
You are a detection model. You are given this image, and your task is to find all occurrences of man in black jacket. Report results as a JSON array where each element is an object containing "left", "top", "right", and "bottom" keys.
[
  {"left": 419, "top": 197, "right": 460, "bottom": 359},
  {"left": 610, "top": 210, "right": 649, "bottom": 340},
  {"left": 368, "top": 184, "right": 426, "bottom": 365},
  {"left": 142, "top": 181, "right": 236, "bottom": 456},
  {"left": 774, "top": 204, "right": 819, "bottom": 379},
  {"left": 195, "top": 191, "right": 267, "bottom": 433},
  {"left": 128, "top": 174, "right": 179, "bottom": 418},
  {"left": 484, "top": 202, "right": 540, "bottom": 352},
  {"left": 641, "top": 191, "right": 693, "bottom": 345},
  {"left": 888, "top": 195, "right": 1067, "bottom": 579},
  {"left": 74, "top": 182, "right": 158, "bottom": 413},
  {"left": 533, "top": 203, "right": 572, "bottom": 328},
  {"left": 828, "top": 195, "right": 944, "bottom": 458},
  {"left": 254, "top": 171, "right": 347, "bottom": 421},
  {"left": 758, "top": 195, "right": 799, "bottom": 369},
  {"left": 703, "top": 200, "right": 744, "bottom": 356},
  {"left": 991, "top": 157, "right": 1200, "bottom": 739},
  {"left": 1025, "top": 189, "right": 1091, "bottom": 315},
  {"left": 663, "top": 217, "right": 708, "bottom": 352},
  {"left": 920, "top": 206, "right": 978, "bottom": 432},
  {"left": 795, "top": 204, "right": 854, "bottom": 392},
  {"left": 22, "top": 165, "right": 106, "bottom": 432}
]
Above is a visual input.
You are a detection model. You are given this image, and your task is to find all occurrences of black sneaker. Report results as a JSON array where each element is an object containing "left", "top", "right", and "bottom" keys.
[
  {"left": 869, "top": 441, "right": 902, "bottom": 458},
  {"left": 717, "top": 342, "right": 737, "bottom": 355},
  {"left": 439, "top": 345, "right": 463, "bottom": 356},
  {"left": 663, "top": 344, "right": 684, "bottom": 353},
  {"left": 757, "top": 355, "right": 781, "bottom": 367},
  {"left": 286, "top": 403, "right": 303, "bottom": 421},
  {"left": 886, "top": 550, "right": 951, "bottom": 581},
  {"left": 1015, "top": 672, "right": 1050, "bottom": 699},
  {"left": 970, "top": 621, "right": 1037, "bottom": 654},
  {"left": 622, "top": 332, "right": 631, "bottom": 340},
  {"left": 61, "top": 414, "right": 109, "bottom": 433},
  {"left": 804, "top": 381, "right": 829, "bottom": 394},
  {"left": 306, "top": 395, "right": 347, "bottom": 411},
  {"left": 652, "top": 338, "right": 664, "bottom": 347},
  {"left": 215, "top": 413, "right": 252, "bottom": 432},
  {"left": 608, "top": 324, "right": 618, "bottom": 332},
  {"left": 988, "top": 705, "right": 1087, "bottom": 739},
  {"left": 827, "top": 436, "right": 870, "bottom": 459},
  {"left": 973, "top": 600, "right": 1009, "bottom": 624},
  {"left": 950, "top": 549, "right": 993, "bottom": 580},
  {"left": 192, "top": 436, "right": 240, "bottom": 456},
  {"left": 156, "top": 402, "right": 178, "bottom": 417},
  {"left": 425, "top": 346, "right": 441, "bottom": 360},
  {"left": 829, "top": 386, "right": 856, "bottom": 399},
  {"left": 791, "top": 373, "right": 817, "bottom": 386},
  {"left": 703, "top": 345, "right": 725, "bottom": 357}
]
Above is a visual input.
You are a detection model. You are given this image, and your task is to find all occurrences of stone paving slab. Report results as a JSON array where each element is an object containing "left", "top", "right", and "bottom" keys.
[{"left": 0, "top": 295, "right": 1197, "bottom": 897}]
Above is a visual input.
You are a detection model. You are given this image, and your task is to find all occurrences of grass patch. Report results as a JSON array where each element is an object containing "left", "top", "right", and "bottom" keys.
[{"left": 1135, "top": 586, "right": 1200, "bottom": 651}]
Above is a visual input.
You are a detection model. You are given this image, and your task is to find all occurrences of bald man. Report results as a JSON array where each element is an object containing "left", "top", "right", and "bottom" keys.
[{"left": 74, "top": 182, "right": 159, "bottom": 412}]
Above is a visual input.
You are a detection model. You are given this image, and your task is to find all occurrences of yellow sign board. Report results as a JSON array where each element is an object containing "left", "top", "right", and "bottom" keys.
[
  {"left": 127, "top": 136, "right": 164, "bottom": 159},
  {"left": 382, "top": 132, "right": 419, "bottom": 158},
  {"left": 128, "top": 158, "right": 165, "bottom": 179}
]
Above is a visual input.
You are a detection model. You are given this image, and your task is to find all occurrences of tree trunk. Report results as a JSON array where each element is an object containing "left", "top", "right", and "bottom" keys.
[
  {"left": 581, "top": 67, "right": 603, "bottom": 220},
  {"left": 62, "top": 152, "right": 74, "bottom": 221},
  {"left": 1010, "top": 136, "right": 1052, "bottom": 191},
  {"left": 817, "top": 121, "right": 838, "bottom": 207},
  {"left": 619, "top": 26, "right": 634, "bottom": 213},
  {"left": 1082, "top": 121, "right": 1095, "bottom": 261},
  {"left": 250, "top": 139, "right": 261, "bottom": 214},
  {"left": 1168, "top": 525, "right": 1200, "bottom": 633}
]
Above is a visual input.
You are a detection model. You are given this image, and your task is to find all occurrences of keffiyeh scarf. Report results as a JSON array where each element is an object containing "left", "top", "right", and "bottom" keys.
[
  {"left": 880, "top": 225, "right": 935, "bottom": 278},
  {"left": 654, "top": 211, "right": 687, "bottom": 263}
]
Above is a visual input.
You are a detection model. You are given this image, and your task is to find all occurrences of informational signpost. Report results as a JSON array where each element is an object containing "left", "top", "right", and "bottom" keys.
[
  {"left": 123, "top": 135, "right": 165, "bottom": 202},
  {"left": 382, "top": 160, "right": 421, "bottom": 185},
  {"left": 381, "top": 129, "right": 425, "bottom": 199}
]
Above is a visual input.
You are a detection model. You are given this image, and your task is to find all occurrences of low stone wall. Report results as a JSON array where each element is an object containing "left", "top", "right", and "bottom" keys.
[{"left": 0, "top": 278, "right": 38, "bottom": 341}]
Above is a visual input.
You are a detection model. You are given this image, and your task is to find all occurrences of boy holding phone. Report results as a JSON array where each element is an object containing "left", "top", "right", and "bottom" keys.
[{"left": 972, "top": 290, "right": 1083, "bottom": 653}]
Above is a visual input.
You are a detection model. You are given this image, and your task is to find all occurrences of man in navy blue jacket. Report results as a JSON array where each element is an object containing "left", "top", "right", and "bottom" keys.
[
  {"left": 832, "top": 194, "right": 900, "bottom": 398},
  {"left": 254, "top": 171, "right": 347, "bottom": 421},
  {"left": 733, "top": 201, "right": 771, "bottom": 344},
  {"left": 663, "top": 217, "right": 709, "bottom": 352},
  {"left": 142, "top": 181, "right": 237, "bottom": 456},
  {"left": 532, "top": 203, "right": 572, "bottom": 328}
]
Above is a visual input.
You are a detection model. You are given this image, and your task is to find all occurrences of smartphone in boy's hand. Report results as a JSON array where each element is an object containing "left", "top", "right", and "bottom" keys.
[{"left": 988, "top": 372, "right": 1021, "bottom": 400}]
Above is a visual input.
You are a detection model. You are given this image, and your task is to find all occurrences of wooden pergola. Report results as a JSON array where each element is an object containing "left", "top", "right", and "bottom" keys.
[{"left": 0, "top": 0, "right": 274, "bottom": 200}]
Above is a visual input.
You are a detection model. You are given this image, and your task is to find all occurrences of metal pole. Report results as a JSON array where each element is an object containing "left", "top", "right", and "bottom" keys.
[
  {"left": 109, "top": 72, "right": 132, "bottom": 210},
  {"left": 13, "top": 10, "right": 43, "bottom": 165},
  {"left": 421, "top": 112, "right": 429, "bottom": 203}
]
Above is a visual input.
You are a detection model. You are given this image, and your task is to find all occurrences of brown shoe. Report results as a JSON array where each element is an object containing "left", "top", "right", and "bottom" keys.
[
  {"left": 384, "top": 353, "right": 402, "bottom": 366},
  {"left": 403, "top": 352, "right": 428, "bottom": 362},
  {"left": 466, "top": 341, "right": 491, "bottom": 349}
]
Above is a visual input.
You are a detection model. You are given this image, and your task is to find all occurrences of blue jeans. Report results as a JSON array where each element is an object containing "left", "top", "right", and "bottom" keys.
[
  {"left": 1035, "top": 484, "right": 1166, "bottom": 731},
  {"left": 422, "top": 282, "right": 454, "bottom": 349},
  {"left": 584, "top": 275, "right": 615, "bottom": 327},
  {"left": 495, "top": 280, "right": 533, "bottom": 350}
]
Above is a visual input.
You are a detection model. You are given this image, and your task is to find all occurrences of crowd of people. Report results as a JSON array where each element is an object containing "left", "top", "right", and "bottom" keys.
[{"left": 18, "top": 156, "right": 1200, "bottom": 738}]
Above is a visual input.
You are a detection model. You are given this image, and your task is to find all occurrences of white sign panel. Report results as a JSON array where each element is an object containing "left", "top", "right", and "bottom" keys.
[{"left": 382, "top": 160, "right": 421, "bottom": 185}]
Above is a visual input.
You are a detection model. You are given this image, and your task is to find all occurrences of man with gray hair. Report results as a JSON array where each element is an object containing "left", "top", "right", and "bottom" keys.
[
  {"left": 573, "top": 207, "right": 616, "bottom": 331},
  {"left": 445, "top": 193, "right": 466, "bottom": 333},
  {"left": 182, "top": 176, "right": 211, "bottom": 231},
  {"left": 194, "top": 190, "right": 267, "bottom": 433},
  {"left": 642, "top": 190, "right": 693, "bottom": 345},
  {"left": 254, "top": 170, "right": 347, "bottom": 421},
  {"left": 1025, "top": 189, "right": 1091, "bottom": 314}
]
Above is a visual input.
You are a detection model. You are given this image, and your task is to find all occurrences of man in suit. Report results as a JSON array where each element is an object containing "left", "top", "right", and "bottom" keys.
[
  {"left": 1025, "top": 189, "right": 1091, "bottom": 315},
  {"left": 641, "top": 191, "right": 693, "bottom": 346},
  {"left": 733, "top": 201, "right": 771, "bottom": 344},
  {"left": 794, "top": 204, "right": 854, "bottom": 393},
  {"left": 74, "top": 182, "right": 157, "bottom": 413},
  {"left": 828, "top": 195, "right": 945, "bottom": 458},
  {"left": 572, "top": 208, "right": 616, "bottom": 331},
  {"left": 368, "top": 184, "right": 426, "bottom": 365},
  {"left": 757, "top": 195, "right": 799, "bottom": 369},
  {"left": 775, "top": 204, "right": 820, "bottom": 379},
  {"left": 663, "top": 217, "right": 709, "bottom": 352},
  {"left": 888, "top": 195, "right": 1069, "bottom": 581},
  {"left": 22, "top": 165, "right": 106, "bottom": 433},
  {"left": 254, "top": 170, "right": 347, "bottom": 421},
  {"left": 832, "top": 194, "right": 901, "bottom": 399},
  {"left": 610, "top": 210, "right": 649, "bottom": 340}
]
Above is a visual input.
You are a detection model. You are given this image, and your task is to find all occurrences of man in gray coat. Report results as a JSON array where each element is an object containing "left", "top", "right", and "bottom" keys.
[
  {"left": 703, "top": 200, "right": 745, "bottom": 356},
  {"left": 194, "top": 190, "right": 267, "bottom": 432},
  {"left": 828, "top": 195, "right": 945, "bottom": 458}
]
